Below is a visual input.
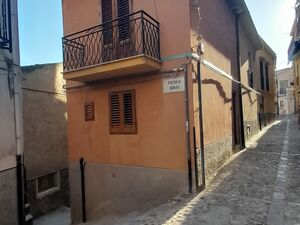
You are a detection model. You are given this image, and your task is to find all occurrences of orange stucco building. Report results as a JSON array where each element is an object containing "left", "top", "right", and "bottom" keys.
[{"left": 61, "top": 0, "right": 276, "bottom": 223}]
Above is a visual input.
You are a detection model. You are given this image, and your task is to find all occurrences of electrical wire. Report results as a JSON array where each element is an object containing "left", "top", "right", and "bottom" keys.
[{"left": 22, "top": 87, "right": 66, "bottom": 96}]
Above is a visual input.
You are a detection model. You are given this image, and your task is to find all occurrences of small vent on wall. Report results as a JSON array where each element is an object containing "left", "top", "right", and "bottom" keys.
[{"left": 84, "top": 102, "right": 95, "bottom": 121}]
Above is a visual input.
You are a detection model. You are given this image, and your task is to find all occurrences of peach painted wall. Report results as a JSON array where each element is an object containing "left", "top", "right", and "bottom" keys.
[
  {"left": 255, "top": 45, "right": 276, "bottom": 114},
  {"left": 63, "top": 0, "right": 192, "bottom": 170},
  {"left": 239, "top": 25, "right": 259, "bottom": 124},
  {"left": 67, "top": 76, "right": 188, "bottom": 170},
  {"left": 190, "top": 0, "right": 235, "bottom": 146}
]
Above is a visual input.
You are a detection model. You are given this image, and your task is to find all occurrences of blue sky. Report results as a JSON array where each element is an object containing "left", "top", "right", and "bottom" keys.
[
  {"left": 19, "top": 0, "right": 294, "bottom": 69},
  {"left": 245, "top": 0, "right": 295, "bottom": 69},
  {"left": 19, "top": 0, "right": 63, "bottom": 66}
]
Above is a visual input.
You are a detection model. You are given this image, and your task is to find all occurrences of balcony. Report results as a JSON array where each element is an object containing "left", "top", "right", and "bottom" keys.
[
  {"left": 62, "top": 10, "right": 161, "bottom": 82},
  {"left": 288, "top": 38, "right": 300, "bottom": 61}
]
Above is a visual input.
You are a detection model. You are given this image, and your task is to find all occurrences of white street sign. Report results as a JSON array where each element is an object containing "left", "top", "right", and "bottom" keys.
[{"left": 163, "top": 76, "right": 185, "bottom": 93}]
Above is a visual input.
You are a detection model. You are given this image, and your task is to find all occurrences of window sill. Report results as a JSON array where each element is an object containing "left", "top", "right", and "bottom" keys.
[{"left": 37, "top": 186, "right": 60, "bottom": 199}]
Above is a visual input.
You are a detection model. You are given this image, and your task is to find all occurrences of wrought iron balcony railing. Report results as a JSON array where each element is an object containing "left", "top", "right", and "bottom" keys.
[
  {"left": 0, "top": 0, "right": 12, "bottom": 52},
  {"left": 63, "top": 10, "right": 160, "bottom": 72}
]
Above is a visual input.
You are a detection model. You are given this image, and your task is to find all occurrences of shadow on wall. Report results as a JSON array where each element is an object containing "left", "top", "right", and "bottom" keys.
[{"left": 202, "top": 78, "right": 232, "bottom": 104}]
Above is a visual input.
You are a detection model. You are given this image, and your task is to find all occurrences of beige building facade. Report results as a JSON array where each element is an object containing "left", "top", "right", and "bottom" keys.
[
  {"left": 21, "top": 63, "right": 69, "bottom": 217},
  {"left": 275, "top": 68, "right": 295, "bottom": 115}
]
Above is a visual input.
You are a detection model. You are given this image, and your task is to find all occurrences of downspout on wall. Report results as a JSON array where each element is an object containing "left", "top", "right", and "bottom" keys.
[
  {"left": 13, "top": 71, "right": 25, "bottom": 225},
  {"left": 183, "top": 65, "right": 193, "bottom": 193},
  {"left": 235, "top": 14, "right": 246, "bottom": 149}
]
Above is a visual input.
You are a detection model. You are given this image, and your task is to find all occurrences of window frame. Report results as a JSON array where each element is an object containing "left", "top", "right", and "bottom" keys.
[
  {"left": 279, "top": 80, "right": 288, "bottom": 96},
  {"left": 109, "top": 90, "right": 137, "bottom": 135},
  {"left": 36, "top": 171, "right": 60, "bottom": 199}
]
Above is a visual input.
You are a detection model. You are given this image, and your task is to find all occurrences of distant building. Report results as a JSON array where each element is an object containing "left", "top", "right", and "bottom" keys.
[
  {"left": 21, "top": 63, "right": 69, "bottom": 218},
  {"left": 275, "top": 68, "right": 295, "bottom": 115},
  {"left": 255, "top": 38, "right": 277, "bottom": 129}
]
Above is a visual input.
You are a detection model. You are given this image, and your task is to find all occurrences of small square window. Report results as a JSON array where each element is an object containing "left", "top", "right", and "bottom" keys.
[{"left": 36, "top": 172, "right": 60, "bottom": 198}]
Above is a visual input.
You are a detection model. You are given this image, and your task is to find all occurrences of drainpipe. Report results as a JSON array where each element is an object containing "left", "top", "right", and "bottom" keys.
[
  {"left": 183, "top": 65, "right": 193, "bottom": 193},
  {"left": 12, "top": 71, "right": 24, "bottom": 225},
  {"left": 235, "top": 14, "right": 245, "bottom": 149},
  {"left": 79, "top": 158, "right": 87, "bottom": 223},
  {"left": 196, "top": 61, "right": 206, "bottom": 189}
]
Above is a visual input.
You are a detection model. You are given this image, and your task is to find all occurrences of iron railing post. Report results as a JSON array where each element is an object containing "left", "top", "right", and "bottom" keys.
[
  {"left": 157, "top": 23, "right": 161, "bottom": 59},
  {"left": 141, "top": 11, "right": 145, "bottom": 55}
]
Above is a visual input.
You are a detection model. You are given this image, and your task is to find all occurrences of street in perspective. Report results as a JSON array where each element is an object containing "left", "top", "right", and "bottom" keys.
[{"left": 0, "top": 0, "right": 300, "bottom": 225}]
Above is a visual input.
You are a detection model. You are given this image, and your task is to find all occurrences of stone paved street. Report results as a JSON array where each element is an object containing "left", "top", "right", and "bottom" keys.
[{"left": 82, "top": 115, "right": 300, "bottom": 225}]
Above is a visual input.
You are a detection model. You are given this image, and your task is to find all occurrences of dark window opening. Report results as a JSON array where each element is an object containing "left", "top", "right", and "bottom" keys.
[
  {"left": 260, "top": 61, "right": 265, "bottom": 90},
  {"left": 265, "top": 64, "right": 269, "bottom": 91},
  {"left": 248, "top": 69, "right": 254, "bottom": 88}
]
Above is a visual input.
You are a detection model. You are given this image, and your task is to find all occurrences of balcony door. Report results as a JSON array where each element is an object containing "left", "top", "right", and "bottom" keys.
[{"left": 101, "top": 0, "right": 133, "bottom": 62}]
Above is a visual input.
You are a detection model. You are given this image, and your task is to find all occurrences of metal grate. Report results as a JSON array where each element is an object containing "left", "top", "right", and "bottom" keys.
[
  {"left": 37, "top": 172, "right": 58, "bottom": 193},
  {"left": 63, "top": 10, "right": 160, "bottom": 71}
]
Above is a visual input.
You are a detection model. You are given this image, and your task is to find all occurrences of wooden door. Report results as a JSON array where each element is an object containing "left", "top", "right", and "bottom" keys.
[{"left": 101, "top": 0, "right": 132, "bottom": 62}]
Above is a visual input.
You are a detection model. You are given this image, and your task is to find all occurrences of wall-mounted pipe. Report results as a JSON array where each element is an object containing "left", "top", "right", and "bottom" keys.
[
  {"left": 10, "top": 67, "right": 25, "bottom": 225},
  {"left": 193, "top": 127, "right": 200, "bottom": 191},
  {"left": 183, "top": 65, "right": 193, "bottom": 193},
  {"left": 235, "top": 14, "right": 245, "bottom": 149},
  {"left": 79, "top": 157, "right": 87, "bottom": 223},
  {"left": 196, "top": 61, "right": 206, "bottom": 189},
  {"left": 16, "top": 155, "right": 24, "bottom": 225}
]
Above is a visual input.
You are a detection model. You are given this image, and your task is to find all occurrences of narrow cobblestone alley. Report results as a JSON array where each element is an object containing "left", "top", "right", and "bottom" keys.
[{"left": 83, "top": 115, "right": 300, "bottom": 225}]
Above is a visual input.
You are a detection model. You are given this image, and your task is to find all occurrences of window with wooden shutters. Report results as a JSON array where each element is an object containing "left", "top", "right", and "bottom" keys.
[
  {"left": 102, "top": 0, "right": 113, "bottom": 45},
  {"left": 109, "top": 90, "right": 136, "bottom": 134},
  {"left": 101, "top": 0, "right": 130, "bottom": 42},
  {"left": 117, "top": 0, "right": 130, "bottom": 41},
  {"left": 84, "top": 102, "right": 95, "bottom": 121}
]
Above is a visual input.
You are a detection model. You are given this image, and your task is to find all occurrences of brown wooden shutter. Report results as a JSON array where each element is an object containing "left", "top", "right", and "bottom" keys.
[
  {"left": 102, "top": 0, "right": 113, "bottom": 45},
  {"left": 109, "top": 90, "right": 136, "bottom": 134},
  {"left": 84, "top": 102, "right": 95, "bottom": 121},
  {"left": 117, "top": 0, "right": 129, "bottom": 41},
  {"left": 123, "top": 91, "right": 136, "bottom": 133},
  {"left": 110, "top": 93, "right": 121, "bottom": 132}
]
